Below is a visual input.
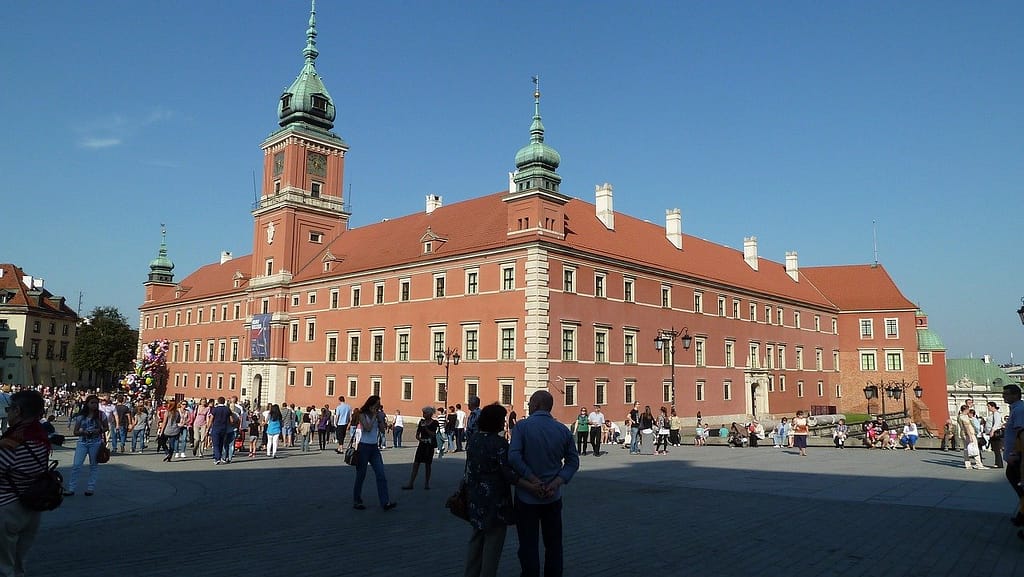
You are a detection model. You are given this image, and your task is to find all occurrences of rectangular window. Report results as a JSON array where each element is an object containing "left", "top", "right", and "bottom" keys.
[
  {"left": 695, "top": 338, "right": 705, "bottom": 367},
  {"left": 437, "top": 380, "right": 448, "bottom": 403},
  {"left": 307, "top": 291, "right": 317, "bottom": 305},
  {"left": 306, "top": 320, "right": 316, "bottom": 341},
  {"left": 562, "top": 327, "right": 576, "bottom": 361},
  {"left": 748, "top": 343, "right": 759, "bottom": 369},
  {"left": 467, "top": 382, "right": 479, "bottom": 400},
  {"left": 624, "top": 332, "right": 636, "bottom": 364},
  {"left": 234, "top": 303, "right": 240, "bottom": 319},
  {"left": 348, "top": 379, "right": 357, "bottom": 398},
  {"left": 778, "top": 346, "right": 786, "bottom": 370},
  {"left": 768, "top": 375, "right": 774, "bottom": 392},
  {"left": 375, "top": 283, "right": 385, "bottom": 304},
  {"left": 696, "top": 380, "right": 705, "bottom": 401},
  {"left": 465, "top": 271, "right": 478, "bottom": 295},
  {"left": 794, "top": 311, "right": 801, "bottom": 329},
  {"left": 815, "top": 348, "right": 823, "bottom": 371},
  {"left": 186, "top": 310, "right": 192, "bottom": 324},
  {"left": 594, "top": 273, "right": 605, "bottom": 298},
  {"left": 193, "top": 341, "right": 200, "bottom": 362},
  {"left": 183, "top": 342, "right": 190, "bottom": 362},
  {"left": 860, "top": 319, "right": 873, "bottom": 338},
  {"left": 217, "top": 374, "right": 224, "bottom": 390},
  {"left": 330, "top": 289, "right": 339, "bottom": 309},
  {"left": 564, "top": 381, "right": 576, "bottom": 407},
  {"left": 749, "top": 303, "right": 756, "bottom": 321},
  {"left": 833, "top": 351, "right": 840, "bottom": 371},
  {"left": 502, "top": 266, "right": 515, "bottom": 290},
  {"left": 795, "top": 347, "right": 804, "bottom": 370},
  {"left": 563, "top": 267, "right": 575, "bottom": 293},
  {"left": 500, "top": 381, "right": 513, "bottom": 406},
  {"left": 732, "top": 300, "right": 740, "bottom": 318},
  {"left": 197, "top": 309, "right": 204, "bottom": 324},
  {"left": 766, "top": 305, "right": 773, "bottom": 324},
  {"left": 400, "top": 279, "right": 411, "bottom": 301},
  {"left": 398, "top": 332, "right": 410, "bottom": 362},
  {"left": 206, "top": 374, "right": 212, "bottom": 389},
  {"left": 718, "top": 296, "right": 726, "bottom": 317},
  {"left": 885, "top": 318, "right": 899, "bottom": 338},
  {"left": 435, "top": 275, "right": 446, "bottom": 298},
  {"left": 766, "top": 345, "right": 774, "bottom": 369},
  {"left": 290, "top": 321, "right": 299, "bottom": 342},
  {"left": 723, "top": 381, "right": 732, "bottom": 401},
  {"left": 172, "top": 343, "right": 179, "bottom": 363},
  {"left": 595, "top": 381, "right": 607, "bottom": 406},
  {"left": 817, "top": 380, "right": 824, "bottom": 397},
  {"left": 624, "top": 381, "right": 635, "bottom": 404},
  {"left": 351, "top": 287, "right": 361, "bottom": 307},
  {"left": 919, "top": 352, "right": 932, "bottom": 365},
  {"left": 195, "top": 373, "right": 201, "bottom": 389},
  {"left": 661, "top": 285, "right": 671, "bottom": 308},
  {"left": 402, "top": 380, "right": 413, "bottom": 401},
  {"left": 464, "top": 328, "right": 479, "bottom": 361},
  {"left": 814, "top": 315, "right": 821, "bottom": 332},
  {"left": 623, "top": 278, "right": 634, "bottom": 302},
  {"left": 181, "top": 374, "right": 188, "bottom": 389},
  {"left": 261, "top": 299, "right": 269, "bottom": 314},
  {"left": 349, "top": 335, "right": 360, "bottom": 362},
  {"left": 725, "top": 341, "right": 735, "bottom": 368},
  {"left": 797, "top": 380, "right": 804, "bottom": 398},
  {"left": 779, "top": 375, "right": 786, "bottom": 392},
  {"left": 218, "top": 341, "right": 226, "bottom": 362},
  {"left": 693, "top": 291, "right": 703, "bottom": 313},
  {"left": 885, "top": 351, "right": 903, "bottom": 371},
  {"left": 373, "top": 334, "right": 384, "bottom": 362},
  {"left": 835, "top": 384, "right": 842, "bottom": 398},
  {"left": 432, "top": 330, "right": 446, "bottom": 360},
  {"left": 832, "top": 318, "right": 838, "bottom": 334},
  {"left": 372, "top": 379, "right": 382, "bottom": 397},
  {"left": 288, "top": 369, "right": 296, "bottom": 387},
  {"left": 327, "top": 336, "right": 338, "bottom": 362},
  {"left": 860, "top": 352, "right": 877, "bottom": 371},
  {"left": 326, "top": 377, "right": 335, "bottom": 397},
  {"left": 594, "top": 330, "right": 607, "bottom": 363},
  {"left": 265, "top": 258, "right": 274, "bottom": 276},
  {"left": 663, "top": 381, "right": 672, "bottom": 404},
  {"left": 500, "top": 327, "right": 515, "bottom": 360},
  {"left": 310, "top": 182, "right": 322, "bottom": 198}
]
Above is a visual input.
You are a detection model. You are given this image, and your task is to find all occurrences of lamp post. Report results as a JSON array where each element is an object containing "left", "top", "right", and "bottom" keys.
[
  {"left": 884, "top": 379, "right": 921, "bottom": 417},
  {"left": 863, "top": 381, "right": 885, "bottom": 415},
  {"left": 436, "top": 347, "right": 460, "bottom": 403},
  {"left": 653, "top": 326, "right": 692, "bottom": 412}
]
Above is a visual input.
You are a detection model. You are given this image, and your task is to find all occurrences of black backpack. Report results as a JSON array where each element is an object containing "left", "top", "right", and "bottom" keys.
[{"left": 4, "top": 444, "right": 64, "bottom": 512}]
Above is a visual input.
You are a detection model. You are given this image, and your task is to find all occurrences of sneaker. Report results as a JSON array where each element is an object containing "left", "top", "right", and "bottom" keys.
[{"left": 382, "top": 502, "right": 397, "bottom": 511}]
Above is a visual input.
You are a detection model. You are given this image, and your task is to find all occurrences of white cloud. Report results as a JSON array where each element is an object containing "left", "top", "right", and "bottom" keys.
[{"left": 79, "top": 137, "right": 122, "bottom": 149}]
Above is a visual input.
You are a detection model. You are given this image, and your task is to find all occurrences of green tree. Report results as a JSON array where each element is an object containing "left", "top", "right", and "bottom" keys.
[{"left": 70, "top": 306, "right": 138, "bottom": 391}]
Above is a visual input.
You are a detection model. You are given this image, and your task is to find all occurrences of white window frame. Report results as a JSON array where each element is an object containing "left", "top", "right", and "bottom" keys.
[
  {"left": 860, "top": 319, "right": 873, "bottom": 338},
  {"left": 884, "top": 318, "right": 899, "bottom": 339}
]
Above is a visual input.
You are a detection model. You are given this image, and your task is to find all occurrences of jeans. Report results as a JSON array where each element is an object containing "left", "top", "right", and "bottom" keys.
[
  {"left": 177, "top": 427, "right": 190, "bottom": 454},
  {"left": 437, "top": 432, "right": 447, "bottom": 458},
  {"left": 455, "top": 428, "right": 466, "bottom": 451},
  {"left": 165, "top": 434, "right": 179, "bottom": 457},
  {"left": 68, "top": 437, "right": 103, "bottom": 492},
  {"left": 773, "top": 433, "right": 785, "bottom": 446},
  {"left": 301, "top": 431, "right": 311, "bottom": 452},
  {"left": 393, "top": 426, "right": 403, "bottom": 448},
  {"left": 225, "top": 428, "right": 238, "bottom": 461},
  {"left": 589, "top": 428, "right": 602, "bottom": 456},
  {"left": 131, "top": 428, "right": 147, "bottom": 452},
  {"left": 110, "top": 426, "right": 127, "bottom": 451},
  {"left": 318, "top": 429, "right": 329, "bottom": 450},
  {"left": 630, "top": 426, "right": 641, "bottom": 454},
  {"left": 353, "top": 442, "right": 391, "bottom": 507},
  {"left": 447, "top": 431, "right": 456, "bottom": 451},
  {"left": 515, "top": 498, "right": 563, "bottom": 577},
  {"left": 210, "top": 428, "right": 227, "bottom": 462}
]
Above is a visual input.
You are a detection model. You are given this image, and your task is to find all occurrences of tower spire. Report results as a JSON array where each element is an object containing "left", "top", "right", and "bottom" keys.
[
  {"left": 147, "top": 224, "right": 175, "bottom": 284},
  {"left": 304, "top": 0, "right": 319, "bottom": 66},
  {"left": 512, "top": 76, "right": 562, "bottom": 195},
  {"left": 530, "top": 75, "right": 545, "bottom": 143}
]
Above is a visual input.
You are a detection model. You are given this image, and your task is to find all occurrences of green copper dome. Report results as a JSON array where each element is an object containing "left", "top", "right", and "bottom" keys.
[
  {"left": 278, "top": 1, "right": 336, "bottom": 130},
  {"left": 514, "top": 87, "right": 561, "bottom": 171},
  {"left": 147, "top": 227, "right": 175, "bottom": 284}
]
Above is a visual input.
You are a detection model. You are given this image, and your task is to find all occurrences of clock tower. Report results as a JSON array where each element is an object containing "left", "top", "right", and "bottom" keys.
[{"left": 252, "top": 0, "right": 349, "bottom": 282}]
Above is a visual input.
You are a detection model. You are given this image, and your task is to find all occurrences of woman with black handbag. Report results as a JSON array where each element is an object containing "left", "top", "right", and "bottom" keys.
[{"left": 65, "top": 394, "right": 108, "bottom": 496}]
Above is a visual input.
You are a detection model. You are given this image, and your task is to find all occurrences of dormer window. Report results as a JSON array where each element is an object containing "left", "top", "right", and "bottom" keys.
[
  {"left": 423, "top": 241, "right": 432, "bottom": 254},
  {"left": 310, "top": 182, "right": 322, "bottom": 198},
  {"left": 311, "top": 95, "right": 328, "bottom": 112},
  {"left": 281, "top": 94, "right": 292, "bottom": 110},
  {"left": 274, "top": 180, "right": 281, "bottom": 193},
  {"left": 309, "top": 232, "right": 323, "bottom": 244}
]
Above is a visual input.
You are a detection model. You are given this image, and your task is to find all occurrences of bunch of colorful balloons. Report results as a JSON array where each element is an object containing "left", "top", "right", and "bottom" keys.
[{"left": 122, "top": 339, "right": 170, "bottom": 396}]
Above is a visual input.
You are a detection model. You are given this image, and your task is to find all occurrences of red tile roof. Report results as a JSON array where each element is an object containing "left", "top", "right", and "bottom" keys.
[
  {"left": 801, "top": 264, "right": 917, "bottom": 311},
  {"left": 0, "top": 263, "right": 78, "bottom": 317},
  {"left": 166, "top": 256, "right": 252, "bottom": 303}
]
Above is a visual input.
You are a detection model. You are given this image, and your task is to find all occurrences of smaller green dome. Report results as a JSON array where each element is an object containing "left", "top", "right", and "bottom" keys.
[
  {"left": 278, "top": 2, "right": 336, "bottom": 130},
  {"left": 514, "top": 87, "right": 560, "bottom": 171},
  {"left": 149, "top": 254, "right": 174, "bottom": 272}
]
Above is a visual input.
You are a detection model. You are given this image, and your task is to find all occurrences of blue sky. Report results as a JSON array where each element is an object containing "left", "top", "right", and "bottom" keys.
[{"left": 3, "top": 1, "right": 1021, "bottom": 362}]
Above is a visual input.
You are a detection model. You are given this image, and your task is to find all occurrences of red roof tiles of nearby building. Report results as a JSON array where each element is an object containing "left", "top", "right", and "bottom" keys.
[
  {"left": 801, "top": 264, "right": 916, "bottom": 311},
  {"left": 0, "top": 263, "right": 78, "bottom": 316}
]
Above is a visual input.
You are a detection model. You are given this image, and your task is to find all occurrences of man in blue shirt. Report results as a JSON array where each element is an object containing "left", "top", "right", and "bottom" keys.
[
  {"left": 1002, "top": 384, "right": 1023, "bottom": 527},
  {"left": 334, "top": 396, "right": 352, "bottom": 453},
  {"left": 509, "top": 390, "right": 580, "bottom": 577}
]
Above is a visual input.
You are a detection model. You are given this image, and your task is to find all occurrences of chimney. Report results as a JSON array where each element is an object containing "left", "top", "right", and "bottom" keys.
[
  {"left": 220, "top": 251, "right": 233, "bottom": 264},
  {"left": 426, "top": 194, "right": 442, "bottom": 214},
  {"left": 983, "top": 354, "right": 992, "bottom": 364},
  {"left": 665, "top": 209, "right": 682, "bottom": 250},
  {"left": 34, "top": 278, "right": 44, "bottom": 290},
  {"left": 785, "top": 251, "right": 799, "bottom": 281},
  {"left": 743, "top": 236, "right": 758, "bottom": 271},
  {"left": 508, "top": 171, "right": 516, "bottom": 194},
  {"left": 595, "top": 183, "right": 614, "bottom": 230},
  {"left": 22, "top": 275, "right": 32, "bottom": 289}
]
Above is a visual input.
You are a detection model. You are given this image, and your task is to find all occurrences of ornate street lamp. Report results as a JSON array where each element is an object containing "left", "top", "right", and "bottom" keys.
[
  {"left": 863, "top": 383, "right": 881, "bottom": 415},
  {"left": 885, "top": 379, "right": 919, "bottom": 417},
  {"left": 437, "top": 347, "right": 460, "bottom": 403},
  {"left": 654, "top": 326, "right": 691, "bottom": 412}
]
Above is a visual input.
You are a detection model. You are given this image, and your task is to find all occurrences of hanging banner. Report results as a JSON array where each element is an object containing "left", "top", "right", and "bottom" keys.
[{"left": 250, "top": 314, "right": 271, "bottom": 359}]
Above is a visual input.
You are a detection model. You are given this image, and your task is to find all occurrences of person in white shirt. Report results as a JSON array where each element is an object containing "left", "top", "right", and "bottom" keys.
[
  {"left": 985, "top": 401, "right": 1005, "bottom": 468},
  {"left": 454, "top": 404, "right": 467, "bottom": 452},
  {"left": 901, "top": 422, "right": 919, "bottom": 450},
  {"left": 392, "top": 410, "right": 405, "bottom": 448},
  {"left": 587, "top": 407, "right": 606, "bottom": 456}
]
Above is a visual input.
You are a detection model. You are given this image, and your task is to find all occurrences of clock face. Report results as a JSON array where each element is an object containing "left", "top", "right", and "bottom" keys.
[
  {"left": 307, "top": 152, "right": 327, "bottom": 177},
  {"left": 273, "top": 152, "right": 284, "bottom": 176}
]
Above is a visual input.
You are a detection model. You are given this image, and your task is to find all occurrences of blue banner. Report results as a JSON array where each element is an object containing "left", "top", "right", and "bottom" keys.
[{"left": 250, "top": 314, "right": 271, "bottom": 359}]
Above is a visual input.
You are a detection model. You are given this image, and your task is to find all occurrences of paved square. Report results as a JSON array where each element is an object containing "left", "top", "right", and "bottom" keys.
[{"left": 33, "top": 440, "right": 1023, "bottom": 576}]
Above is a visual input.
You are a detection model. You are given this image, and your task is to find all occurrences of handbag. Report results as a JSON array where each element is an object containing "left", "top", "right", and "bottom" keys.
[
  {"left": 445, "top": 480, "right": 470, "bottom": 522},
  {"left": 97, "top": 444, "right": 111, "bottom": 464},
  {"left": 344, "top": 445, "right": 358, "bottom": 466},
  {"left": 967, "top": 441, "right": 979, "bottom": 458}
]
